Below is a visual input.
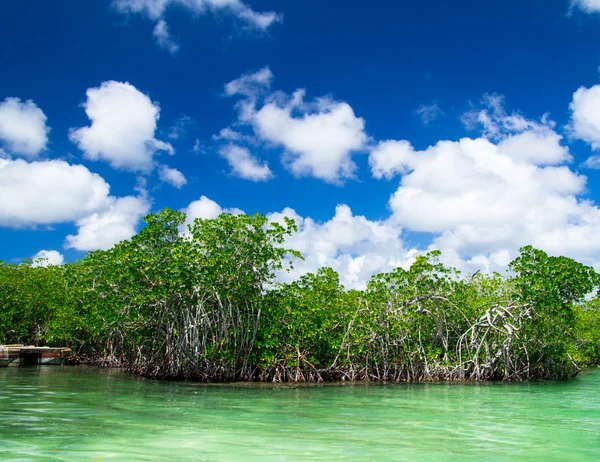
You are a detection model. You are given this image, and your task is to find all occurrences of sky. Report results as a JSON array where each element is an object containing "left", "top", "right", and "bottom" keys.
[{"left": 1, "top": 0, "right": 600, "bottom": 288}]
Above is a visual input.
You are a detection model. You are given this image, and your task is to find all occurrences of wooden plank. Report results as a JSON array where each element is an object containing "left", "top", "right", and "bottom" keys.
[
  {"left": 19, "top": 347, "right": 71, "bottom": 356},
  {"left": 1, "top": 345, "right": 71, "bottom": 366}
]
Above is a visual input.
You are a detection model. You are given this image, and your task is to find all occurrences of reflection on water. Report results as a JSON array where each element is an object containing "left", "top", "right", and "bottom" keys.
[{"left": 1, "top": 366, "right": 599, "bottom": 461}]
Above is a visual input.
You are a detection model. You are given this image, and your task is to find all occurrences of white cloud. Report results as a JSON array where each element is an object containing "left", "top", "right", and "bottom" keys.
[
  {"left": 224, "top": 67, "right": 274, "bottom": 97},
  {"left": 70, "top": 81, "right": 173, "bottom": 172},
  {"left": 192, "top": 138, "right": 205, "bottom": 154},
  {"left": 113, "top": 0, "right": 281, "bottom": 50},
  {"left": 414, "top": 102, "right": 443, "bottom": 125},
  {"left": 497, "top": 129, "right": 572, "bottom": 165},
  {"left": 213, "top": 127, "right": 241, "bottom": 141},
  {"left": 254, "top": 93, "right": 367, "bottom": 183},
  {"left": 184, "top": 195, "right": 223, "bottom": 223},
  {"left": 569, "top": 85, "right": 600, "bottom": 150},
  {"left": 158, "top": 164, "right": 187, "bottom": 188},
  {"left": 31, "top": 250, "right": 64, "bottom": 267},
  {"left": 153, "top": 19, "right": 179, "bottom": 54},
  {"left": 184, "top": 195, "right": 223, "bottom": 225},
  {"left": 65, "top": 194, "right": 151, "bottom": 251},
  {"left": 231, "top": 1, "right": 282, "bottom": 30},
  {"left": 224, "top": 68, "right": 369, "bottom": 183},
  {"left": 462, "top": 93, "right": 550, "bottom": 140},
  {"left": 182, "top": 195, "right": 243, "bottom": 229},
  {"left": 0, "top": 98, "right": 50, "bottom": 158},
  {"left": 369, "top": 140, "right": 415, "bottom": 180},
  {"left": 219, "top": 144, "right": 272, "bottom": 181},
  {"left": 460, "top": 94, "right": 570, "bottom": 165},
  {"left": 0, "top": 155, "right": 152, "bottom": 252},
  {"left": 0, "top": 157, "right": 111, "bottom": 226},
  {"left": 583, "top": 155, "right": 600, "bottom": 169},
  {"left": 212, "top": 127, "right": 255, "bottom": 143},
  {"left": 268, "top": 204, "right": 416, "bottom": 289},
  {"left": 385, "top": 137, "right": 584, "bottom": 235},
  {"left": 168, "top": 114, "right": 193, "bottom": 140},
  {"left": 571, "top": 0, "right": 600, "bottom": 13},
  {"left": 113, "top": 0, "right": 282, "bottom": 29},
  {"left": 370, "top": 97, "right": 600, "bottom": 270}
]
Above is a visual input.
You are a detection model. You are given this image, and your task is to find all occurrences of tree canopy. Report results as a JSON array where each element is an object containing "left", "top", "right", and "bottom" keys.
[{"left": 1, "top": 209, "right": 599, "bottom": 382}]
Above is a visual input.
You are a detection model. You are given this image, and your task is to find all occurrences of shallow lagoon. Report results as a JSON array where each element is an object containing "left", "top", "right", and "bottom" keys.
[{"left": 1, "top": 366, "right": 599, "bottom": 461}]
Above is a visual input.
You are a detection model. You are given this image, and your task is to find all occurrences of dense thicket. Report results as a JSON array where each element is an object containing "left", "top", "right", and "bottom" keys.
[{"left": 1, "top": 209, "right": 599, "bottom": 382}]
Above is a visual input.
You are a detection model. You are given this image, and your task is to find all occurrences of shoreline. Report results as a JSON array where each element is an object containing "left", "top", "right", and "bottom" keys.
[{"left": 5, "top": 362, "right": 598, "bottom": 388}]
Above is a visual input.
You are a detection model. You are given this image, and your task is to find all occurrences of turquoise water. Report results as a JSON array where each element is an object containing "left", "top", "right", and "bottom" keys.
[{"left": 1, "top": 366, "right": 599, "bottom": 461}]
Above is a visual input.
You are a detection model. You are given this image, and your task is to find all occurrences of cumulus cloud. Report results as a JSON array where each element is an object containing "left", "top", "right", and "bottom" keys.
[
  {"left": 414, "top": 102, "right": 443, "bottom": 125},
  {"left": 153, "top": 19, "right": 179, "bottom": 54},
  {"left": 182, "top": 195, "right": 243, "bottom": 229},
  {"left": 570, "top": 0, "right": 600, "bottom": 13},
  {"left": 184, "top": 195, "right": 224, "bottom": 224},
  {"left": 31, "top": 250, "right": 65, "bottom": 267},
  {"left": 223, "top": 67, "right": 369, "bottom": 183},
  {"left": 0, "top": 155, "right": 151, "bottom": 252},
  {"left": 497, "top": 129, "right": 572, "bottom": 165},
  {"left": 70, "top": 81, "right": 173, "bottom": 173},
  {"left": 370, "top": 97, "right": 600, "bottom": 271},
  {"left": 268, "top": 204, "right": 416, "bottom": 289},
  {"left": 384, "top": 139, "right": 583, "bottom": 236},
  {"left": 254, "top": 93, "right": 367, "bottom": 182},
  {"left": 569, "top": 85, "right": 600, "bottom": 151},
  {"left": 219, "top": 144, "right": 272, "bottom": 181},
  {"left": 158, "top": 164, "right": 187, "bottom": 188},
  {"left": 184, "top": 195, "right": 224, "bottom": 223},
  {"left": 65, "top": 194, "right": 151, "bottom": 251},
  {"left": 0, "top": 157, "right": 111, "bottom": 226},
  {"left": 113, "top": 0, "right": 282, "bottom": 51},
  {"left": 369, "top": 140, "right": 415, "bottom": 180},
  {"left": 0, "top": 97, "right": 50, "bottom": 158}
]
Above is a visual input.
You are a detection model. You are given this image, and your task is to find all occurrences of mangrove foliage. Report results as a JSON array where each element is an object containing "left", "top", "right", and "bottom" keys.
[{"left": 1, "top": 208, "right": 600, "bottom": 382}]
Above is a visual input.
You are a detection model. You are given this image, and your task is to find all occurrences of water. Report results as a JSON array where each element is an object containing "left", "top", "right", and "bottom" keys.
[{"left": 1, "top": 366, "right": 599, "bottom": 461}]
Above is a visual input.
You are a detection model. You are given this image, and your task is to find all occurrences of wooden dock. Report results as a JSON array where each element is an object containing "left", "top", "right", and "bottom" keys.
[{"left": 0, "top": 345, "right": 71, "bottom": 367}]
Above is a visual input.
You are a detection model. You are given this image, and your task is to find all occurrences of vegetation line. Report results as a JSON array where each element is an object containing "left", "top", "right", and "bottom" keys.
[{"left": 1, "top": 209, "right": 599, "bottom": 382}]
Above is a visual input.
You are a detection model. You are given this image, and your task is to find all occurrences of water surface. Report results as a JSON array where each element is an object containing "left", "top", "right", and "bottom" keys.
[{"left": 1, "top": 366, "right": 599, "bottom": 461}]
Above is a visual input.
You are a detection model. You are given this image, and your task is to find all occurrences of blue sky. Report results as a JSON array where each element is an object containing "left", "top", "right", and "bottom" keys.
[{"left": 1, "top": 0, "right": 600, "bottom": 287}]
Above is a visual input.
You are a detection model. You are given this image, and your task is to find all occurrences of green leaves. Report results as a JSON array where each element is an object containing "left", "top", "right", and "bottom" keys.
[
  {"left": 0, "top": 260, "right": 68, "bottom": 346},
  {"left": 260, "top": 267, "right": 348, "bottom": 369},
  {"left": 510, "top": 246, "right": 598, "bottom": 309},
  {"left": 67, "top": 209, "right": 302, "bottom": 378},
  {"left": 2, "top": 217, "right": 598, "bottom": 382},
  {"left": 573, "top": 298, "right": 600, "bottom": 365}
]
